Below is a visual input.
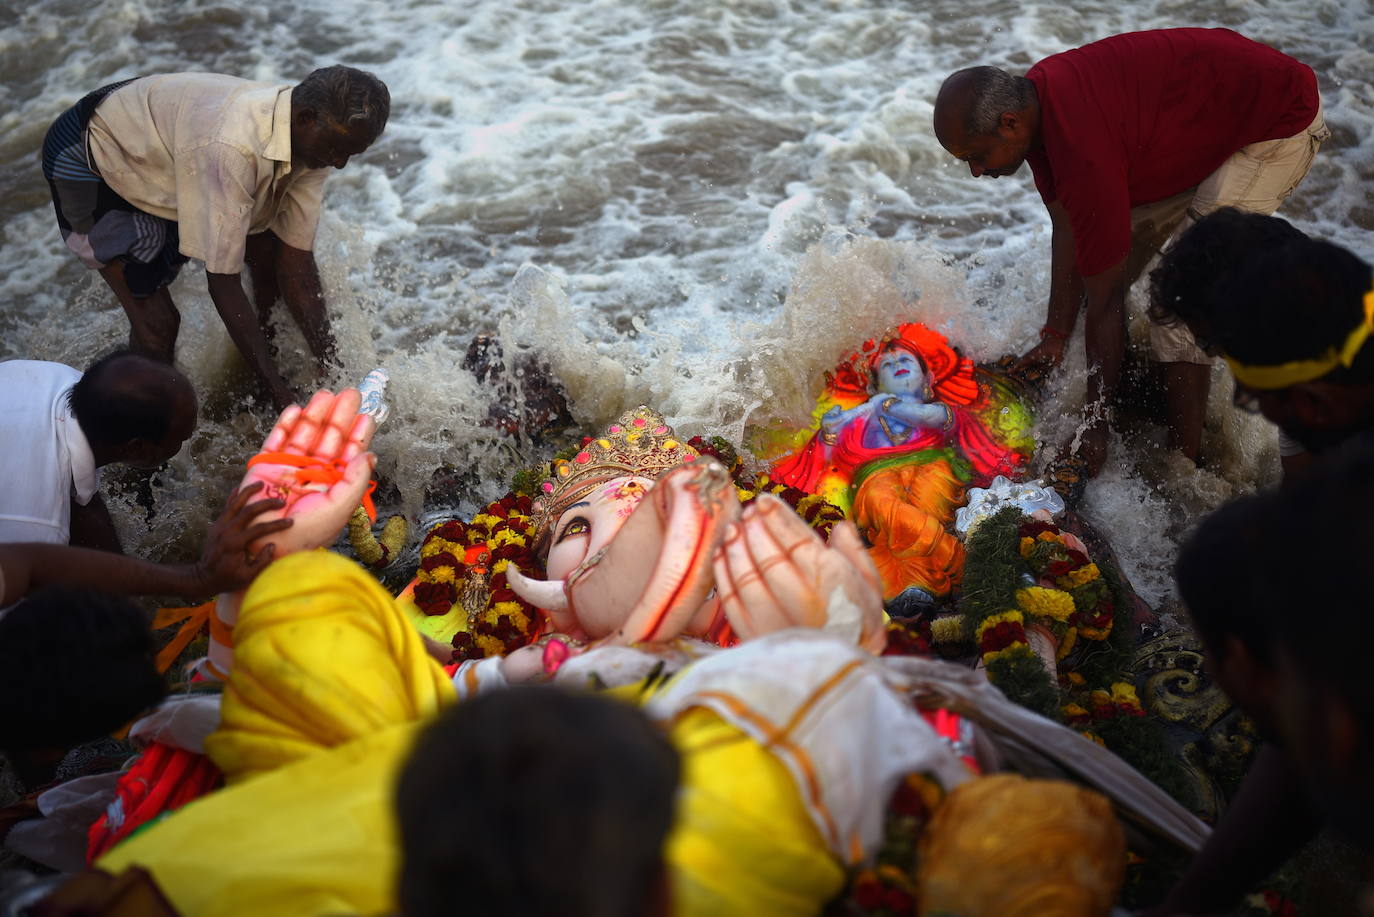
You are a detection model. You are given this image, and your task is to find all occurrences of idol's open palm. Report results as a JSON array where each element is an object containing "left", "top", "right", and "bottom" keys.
[
  {"left": 235, "top": 389, "right": 377, "bottom": 558},
  {"left": 713, "top": 493, "right": 887, "bottom": 653}
]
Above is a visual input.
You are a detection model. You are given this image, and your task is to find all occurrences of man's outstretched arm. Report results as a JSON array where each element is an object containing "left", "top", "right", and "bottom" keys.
[
  {"left": 68, "top": 493, "right": 123, "bottom": 554},
  {"left": 207, "top": 271, "right": 296, "bottom": 410},
  {"left": 1060, "top": 256, "right": 1128, "bottom": 477},
  {"left": 275, "top": 241, "right": 338, "bottom": 367},
  {"left": 1014, "top": 200, "right": 1085, "bottom": 374},
  {"left": 1145, "top": 744, "right": 1321, "bottom": 915},
  {"left": 2, "top": 484, "right": 290, "bottom": 607}
]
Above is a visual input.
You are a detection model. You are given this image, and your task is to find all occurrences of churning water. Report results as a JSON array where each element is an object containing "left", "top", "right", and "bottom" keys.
[{"left": 1, "top": 0, "right": 1371, "bottom": 604}]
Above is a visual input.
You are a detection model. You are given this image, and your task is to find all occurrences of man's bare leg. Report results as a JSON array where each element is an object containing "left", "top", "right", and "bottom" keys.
[
  {"left": 98, "top": 263, "right": 180, "bottom": 362},
  {"left": 1163, "top": 361, "right": 1210, "bottom": 464}
]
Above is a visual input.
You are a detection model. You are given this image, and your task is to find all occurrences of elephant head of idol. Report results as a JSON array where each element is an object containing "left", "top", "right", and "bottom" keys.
[{"left": 505, "top": 407, "right": 740, "bottom": 645}]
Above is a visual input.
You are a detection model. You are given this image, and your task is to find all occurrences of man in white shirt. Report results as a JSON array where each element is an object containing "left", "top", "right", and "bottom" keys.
[
  {"left": 42, "top": 66, "right": 389, "bottom": 410},
  {"left": 0, "top": 353, "right": 196, "bottom": 550}
]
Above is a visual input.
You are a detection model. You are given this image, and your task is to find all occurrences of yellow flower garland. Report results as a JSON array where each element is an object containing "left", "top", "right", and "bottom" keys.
[
  {"left": 1015, "top": 586, "right": 1075, "bottom": 623},
  {"left": 974, "top": 609, "right": 1024, "bottom": 644},
  {"left": 1056, "top": 563, "right": 1100, "bottom": 590}
]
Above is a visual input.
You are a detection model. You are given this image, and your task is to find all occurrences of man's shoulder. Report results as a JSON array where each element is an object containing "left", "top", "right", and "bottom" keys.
[
  {"left": 132, "top": 73, "right": 291, "bottom": 135},
  {"left": 1032, "top": 27, "right": 1266, "bottom": 73},
  {"left": 0, "top": 362, "right": 79, "bottom": 440},
  {"left": 139, "top": 72, "right": 285, "bottom": 96},
  {"left": 0, "top": 360, "right": 81, "bottom": 390}
]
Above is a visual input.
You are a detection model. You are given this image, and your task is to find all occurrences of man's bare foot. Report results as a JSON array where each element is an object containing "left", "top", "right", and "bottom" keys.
[
  {"left": 1046, "top": 420, "right": 1109, "bottom": 506},
  {"left": 1074, "top": 419, "right": 1109, "bottom": 478}
]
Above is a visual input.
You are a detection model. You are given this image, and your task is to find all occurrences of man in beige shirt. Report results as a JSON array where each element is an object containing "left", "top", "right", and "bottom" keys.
[{"left": 42, "top": 66, "right": 388, "bottom": 409}]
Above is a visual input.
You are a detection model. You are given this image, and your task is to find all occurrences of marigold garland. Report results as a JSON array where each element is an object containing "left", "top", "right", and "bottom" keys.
[
  {"left": 826, "top": 772, "right": 944, "bottom": 916},
  {"left": 413, "top": 492, "right": 544, "bottom": 661},
  {"left": 960, "top": 507, "right": 1189, "bottom": 802}
]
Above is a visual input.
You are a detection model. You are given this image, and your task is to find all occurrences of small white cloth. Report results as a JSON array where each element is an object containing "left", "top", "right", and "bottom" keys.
[
  {"left": 4, "top": 771, "right": 123, "bottom": 871},
  {"left": 645, "top": 630, "right": 974, "bottom": 862},
  {"left": 0, "top": 361, "right": 97, "bottom": 544},
  {"left": 955, "top": 475, "right": 1065, "bottom": 536},
  {"left": 128, "top": 696, "right": 224, "bottom": 754}
]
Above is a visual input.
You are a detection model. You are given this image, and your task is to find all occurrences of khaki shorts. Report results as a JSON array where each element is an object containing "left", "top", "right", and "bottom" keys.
[{"left": 1132, "top": 104, "right": 1331, "bottom": 364}]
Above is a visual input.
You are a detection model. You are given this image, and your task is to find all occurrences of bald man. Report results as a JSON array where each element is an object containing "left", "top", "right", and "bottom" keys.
[
  {"left": 933, "top": 29, "right": 1325, "bottom": 492},
  {"left": 0, "top": 352, "right": 197, "bottom": 551}
]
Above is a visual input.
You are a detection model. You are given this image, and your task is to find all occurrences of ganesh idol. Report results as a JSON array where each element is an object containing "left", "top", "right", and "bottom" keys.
[
  {"left": 28, "top": 388, "right": 1205, "bottom": 917},
  {"left": 772, "top": 322, "right": 1032, "bottom": 609},
  {"left": 395, "top": 405, "right": 890, "bottom": 690}
]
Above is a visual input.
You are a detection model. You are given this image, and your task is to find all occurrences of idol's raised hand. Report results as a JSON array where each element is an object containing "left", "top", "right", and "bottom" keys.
[
  {"left": 712, "top": 493, "right": 887, "bottom": 653},
  {"left": 235, "top": 389, "right": 377, "bottom": 558}
]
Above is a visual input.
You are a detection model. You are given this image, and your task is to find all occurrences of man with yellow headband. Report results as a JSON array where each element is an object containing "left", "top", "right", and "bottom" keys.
[
  {"left": 1148, "top": 209, "right": 1374, "bottom": 473},
  {"left": 1144, "top": 214, "right": 1374, "bottom": 917}
]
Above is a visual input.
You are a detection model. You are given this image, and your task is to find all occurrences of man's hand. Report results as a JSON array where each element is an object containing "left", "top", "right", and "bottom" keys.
[
  {"left": 275, "top": 242, "right": 338, "bottom": 368},
  {"left": 206, "top": 271, "right": 296, "bottom": 410},
  {"left": 192, "top": 482, "right": 293, "bottom": 594},
  {"left": 1011, "top": 335, "right": 1067, "bottom": 378}
]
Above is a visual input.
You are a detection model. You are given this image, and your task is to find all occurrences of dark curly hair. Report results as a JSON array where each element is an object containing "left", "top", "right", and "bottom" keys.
[
  {"left": 1209, "top": 234, "right": 1374, "bottom": 382},
  {"left": 0, "top": 587, "right": 166, "bottom": 755},
  {"left": 1147, "top": 208, "right": 1306, "bottom": 329},
  {"left": 397, "top": 686, "right": 679, "bottom": 917}
]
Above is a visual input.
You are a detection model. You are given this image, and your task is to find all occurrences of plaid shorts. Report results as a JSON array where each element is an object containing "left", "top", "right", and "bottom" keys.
[{"left": 42, "top": 79, "right": 189, "bottom": 297}]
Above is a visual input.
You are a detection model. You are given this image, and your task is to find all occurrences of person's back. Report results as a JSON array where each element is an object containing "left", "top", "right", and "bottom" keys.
[
  {"left": 85, "top": 73, "right": 326, "bottom": 275},
  {"left": 1027, "top": 28, "right": 1318, "bottom": 277},
  {"left": 0, "top": 351, "right": 195, "bottom": 549},
  {"left": 0, "top": 360, "right": 93, "bottom": 544}
]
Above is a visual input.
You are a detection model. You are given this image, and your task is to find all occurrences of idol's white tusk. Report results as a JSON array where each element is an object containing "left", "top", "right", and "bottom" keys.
[{"left": 505, "top": 565, "right": 570, "bottom": 612}]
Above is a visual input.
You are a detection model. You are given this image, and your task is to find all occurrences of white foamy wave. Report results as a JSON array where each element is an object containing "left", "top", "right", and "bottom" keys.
[{"left": 0, "top": 0, "right": 1371, "bottom": 604}]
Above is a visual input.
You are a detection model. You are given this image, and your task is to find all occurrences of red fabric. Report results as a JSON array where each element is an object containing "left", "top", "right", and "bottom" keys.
[
  {"left": 832, "top": 412, "right": 944, "bottom": 471},
  {"left": 1024, "top": 28, "right": 1318, "bottom": 276},
  {"left": 828, "top": 323, "right": 982, "bottom": 408},
  {"left": 86, "top": 743, "right": 222, "bottom": 863},
  {"left": 919, "top": 708, "right": 981, "bottom": 774},
  {"left": 775, "top": 322, "right": 1024, "bottom": 490},
  {"left": 776, "top": 405, "right": 1024, "bottom": 493},
  {"left": 773, "top": 431, "right": 829, "bottom": 493}
]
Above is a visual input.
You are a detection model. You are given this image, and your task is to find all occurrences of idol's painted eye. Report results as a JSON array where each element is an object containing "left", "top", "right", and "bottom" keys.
[{"left": 555, "top": 517, "right": 590, "bottom": 543}]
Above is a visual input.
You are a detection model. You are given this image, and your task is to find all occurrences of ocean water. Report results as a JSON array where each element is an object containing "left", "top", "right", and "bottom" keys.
[{"left": 1, "top": 0, "right": 1371, "bottom": 604}]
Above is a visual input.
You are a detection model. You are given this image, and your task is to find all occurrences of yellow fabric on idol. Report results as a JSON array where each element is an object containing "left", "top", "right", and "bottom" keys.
[
  {"left": 100, "top": 720, "right": 422, "bottom": 917},
  {"left": 205, "top": 550, "right": 455, "bottom": 784},
  {"left": 666, "top": 707, "right": 846, "bottom": 916},
  {"left": 98, "top": 550, "right": 846, "bottom": 917}
]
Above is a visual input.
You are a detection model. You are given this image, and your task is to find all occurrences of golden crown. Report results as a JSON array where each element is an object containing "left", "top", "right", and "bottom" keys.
[{"left": 531, "top": 406, "right": 699, "bottom": 544}]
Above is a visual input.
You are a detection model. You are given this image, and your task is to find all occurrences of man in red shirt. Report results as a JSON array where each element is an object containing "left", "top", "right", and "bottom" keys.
[{"left": 933, "top": 29, "right": 1327, "bottom": 494}]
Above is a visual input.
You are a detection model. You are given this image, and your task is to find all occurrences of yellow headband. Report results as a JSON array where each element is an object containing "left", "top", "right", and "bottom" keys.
[{"left": 1225, "top": 289, "right": 1374, "bottom": 390}]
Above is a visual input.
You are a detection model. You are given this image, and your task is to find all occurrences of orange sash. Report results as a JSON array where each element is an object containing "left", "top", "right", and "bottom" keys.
[{"left": 245, "top": 452, "right": 377, "bottom": 523}]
